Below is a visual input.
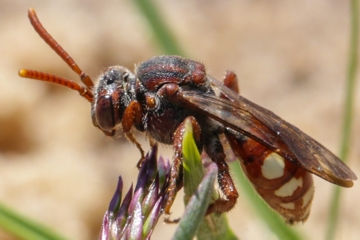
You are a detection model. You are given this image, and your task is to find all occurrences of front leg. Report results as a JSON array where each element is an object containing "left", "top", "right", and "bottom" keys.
[{"left": 121, "top": 100, "right": 146, "bottom": 168}]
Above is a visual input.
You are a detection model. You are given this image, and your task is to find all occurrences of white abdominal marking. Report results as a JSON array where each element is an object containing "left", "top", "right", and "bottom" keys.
[
  {"left": 261, "top": 152, "right": 285, "bottom": 179},
  {"left": 280, "top": 202, "right": 295, "bottom": 210},
  {"left": 275, "top": 177, "right": 303, "bottom": 197},
  {"left": 302, "top": 183, "right": 314, "bottom": 208}
]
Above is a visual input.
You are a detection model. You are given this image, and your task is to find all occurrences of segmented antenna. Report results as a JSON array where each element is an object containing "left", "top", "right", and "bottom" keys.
[{"left": 18, "top": 8, "right": 94, "bottom": 102}]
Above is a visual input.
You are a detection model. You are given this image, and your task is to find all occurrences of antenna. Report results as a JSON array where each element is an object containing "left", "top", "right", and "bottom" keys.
[{"left": 18, "top": 8, "right": 94, "bottom": 102}]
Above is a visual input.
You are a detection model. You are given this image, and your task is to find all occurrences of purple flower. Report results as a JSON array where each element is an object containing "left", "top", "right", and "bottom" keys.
[{"left": 99, "top": 144, "right": 170, "bottom": 240}]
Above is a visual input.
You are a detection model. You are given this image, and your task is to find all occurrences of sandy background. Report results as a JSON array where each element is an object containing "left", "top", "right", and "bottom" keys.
[{"left": 0, "top": 0, "right": 359, "bottom": 239}]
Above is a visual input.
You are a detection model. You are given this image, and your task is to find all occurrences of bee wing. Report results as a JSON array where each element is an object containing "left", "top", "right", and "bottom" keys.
[{"left": 179, "top": 76, "right": 356, "bottom": 187}]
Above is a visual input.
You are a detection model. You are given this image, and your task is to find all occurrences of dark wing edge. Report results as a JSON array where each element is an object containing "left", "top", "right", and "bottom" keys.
[{"left": 178, "top": 77, "right": 356, "bottom": 187}]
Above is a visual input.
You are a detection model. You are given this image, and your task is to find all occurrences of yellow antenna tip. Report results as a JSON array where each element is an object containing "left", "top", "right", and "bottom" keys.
[{"left": 18, "top": 69, "right": 28, "bottom": 78}]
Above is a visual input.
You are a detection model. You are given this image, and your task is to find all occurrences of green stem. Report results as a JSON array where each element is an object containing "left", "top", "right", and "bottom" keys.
[
  {"left": 325, "top": 1, "right": 359, "bottom": 239},
  {"left": 133, "top": 0, "right": 185, "bottom": 55},
  {"left": 179, "top": 120, "right": 238, "bottom": 240}
]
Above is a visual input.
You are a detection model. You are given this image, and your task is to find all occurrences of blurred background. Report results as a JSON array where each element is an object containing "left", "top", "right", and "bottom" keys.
[{"left": 0, "top": 0, "right": 359, "bottom": 239}]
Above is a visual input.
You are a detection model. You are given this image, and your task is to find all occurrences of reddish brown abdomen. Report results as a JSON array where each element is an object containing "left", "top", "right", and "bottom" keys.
[{"left": 226, "top": 133, "right": 314, "bottom": 223}]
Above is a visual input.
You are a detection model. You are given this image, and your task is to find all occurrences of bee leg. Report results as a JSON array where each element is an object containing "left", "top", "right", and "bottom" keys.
[
  {"left": 148, "top": 137, "right": 156, "bottom": 147},
  {"left": 195, "top": 70, "right": 241, "bottom": 215},
  {"left": 164, "top": 116, "right": 201, "bottom": 216},
  {"left": 121, "top": 100, "right": 146, "bottom": 168},
  {"left": 222, "top": 71, "right": 239, "bottom": 94},
  {"left": 203, "top": 133, "right": 239, "bottom": 215}
]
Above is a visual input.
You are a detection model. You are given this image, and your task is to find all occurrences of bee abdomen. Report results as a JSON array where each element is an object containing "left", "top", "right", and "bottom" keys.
[{"left": 227, "top": 134, "right": 314, "bottom": 223}]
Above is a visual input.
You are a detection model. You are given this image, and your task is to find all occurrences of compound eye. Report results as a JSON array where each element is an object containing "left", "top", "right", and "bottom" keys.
[{"left": 95, "top": 95, "right": 115, "bottom": 132}]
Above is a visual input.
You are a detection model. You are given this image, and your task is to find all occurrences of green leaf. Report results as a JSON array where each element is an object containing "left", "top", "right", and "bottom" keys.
[
  {"left": 0, "top": 202, "right": 68, "bottom": 240},
  {"left": 173, "top": 162, "right": 216, "bottom": 240},
  {"left": 173, "top": 119, "right": 238, "bottom": 240}
]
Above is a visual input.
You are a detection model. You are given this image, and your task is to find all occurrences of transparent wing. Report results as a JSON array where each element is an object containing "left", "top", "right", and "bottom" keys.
[{"left": 177, "top": 76, "right": 356, "bottom": 187}]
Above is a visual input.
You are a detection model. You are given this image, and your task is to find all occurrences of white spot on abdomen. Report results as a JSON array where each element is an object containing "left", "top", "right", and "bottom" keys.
[
  {"left": 302, "top": 183, "right": 314, "bottom": 208},
  {"left": 261, "top": 152, "right": 285, "bottom": 179},
  {"left": 280, "top": 202, "right": 295, "bottom": 210},
  {"left": 275, "top": 177, "right": 303, "bottom": 197}
]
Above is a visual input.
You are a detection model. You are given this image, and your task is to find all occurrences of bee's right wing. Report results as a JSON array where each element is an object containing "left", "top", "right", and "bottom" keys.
[{"left": 177, "top": 77, "right": 356, "bottom": 187}]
